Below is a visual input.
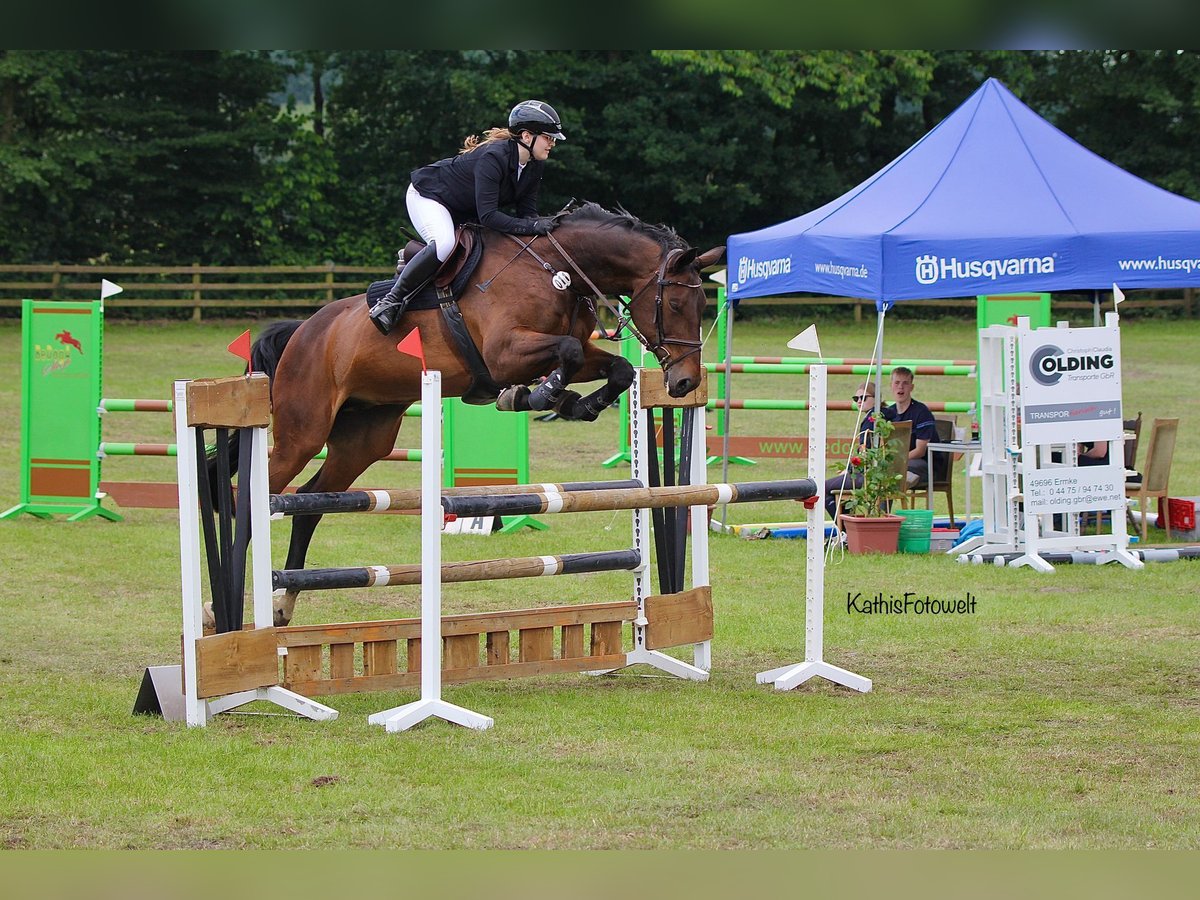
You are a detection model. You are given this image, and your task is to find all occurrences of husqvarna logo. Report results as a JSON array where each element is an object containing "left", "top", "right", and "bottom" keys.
[
  {"left": 915, "top": 254, "right": 939, "bottom": 285},
  {"left": 1030, "top": 344, "right": 1114, "bottom": 386},
  {"left": 915, "top": 252, "right": 1055, "bottom": 285},
  {"left": 737, "top": 255, "right": 791, "bottom": 285}
]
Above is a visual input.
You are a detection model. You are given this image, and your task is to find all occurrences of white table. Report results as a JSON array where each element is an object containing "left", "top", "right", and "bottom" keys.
[{"left": 924, "top": 440, "right": 982, "bottom": 524}]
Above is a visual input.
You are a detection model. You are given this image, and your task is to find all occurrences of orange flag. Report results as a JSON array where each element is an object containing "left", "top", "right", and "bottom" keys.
[
  {"left": 227, "top": 330, "right": 252, "bottom": 370},
  {"left": 396, "top": 327, "right": 427, "bottom": 372}
]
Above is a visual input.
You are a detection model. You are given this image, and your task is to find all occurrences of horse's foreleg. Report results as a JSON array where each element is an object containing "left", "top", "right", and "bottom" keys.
[
  {"left": 495, "top": 335, "right": 586, "bottom": 413},
  {"left": 556, "top": 350, "right": 635, "bottom": 422}
]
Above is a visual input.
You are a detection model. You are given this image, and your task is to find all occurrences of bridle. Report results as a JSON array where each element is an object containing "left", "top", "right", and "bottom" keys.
[{"left": 492, "top": 232, "right": 704, "bottom": 373}]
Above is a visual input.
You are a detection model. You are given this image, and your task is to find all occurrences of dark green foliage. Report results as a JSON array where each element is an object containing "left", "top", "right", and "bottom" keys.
[{"left": 4, "top": 51, "right": 1200, "bottom": 267}]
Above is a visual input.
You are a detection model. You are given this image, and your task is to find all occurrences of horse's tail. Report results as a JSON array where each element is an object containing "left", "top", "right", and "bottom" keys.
[
  {"left": 250, "top": 319, "right": 305, "bottom": 391},
  {"left": 205, "top": 320, "right": 304, "bottom": 504}
]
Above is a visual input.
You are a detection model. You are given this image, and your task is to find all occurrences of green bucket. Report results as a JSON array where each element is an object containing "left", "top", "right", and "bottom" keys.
[{"left": 896, "top": 508, "right": 934, "bottom": 553}]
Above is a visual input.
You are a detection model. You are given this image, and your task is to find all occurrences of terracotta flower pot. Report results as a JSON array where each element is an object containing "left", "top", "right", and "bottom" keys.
[{"left": 842, "top": 514, "right": 903, "bottom": 555}]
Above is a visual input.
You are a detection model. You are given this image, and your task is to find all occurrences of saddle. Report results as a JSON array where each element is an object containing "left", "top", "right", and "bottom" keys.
[
  {"left": 364, "top": 225, "right": 504, "bottom": 404},
  {"left": 365, "top": 226, "right": 483, "bottom": 313}
]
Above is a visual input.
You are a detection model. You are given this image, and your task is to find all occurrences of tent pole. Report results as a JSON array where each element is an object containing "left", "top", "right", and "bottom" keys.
[
  {"left": 872, "top": 303, "right": 889, "bottom": 419},
  {"left": 1093, "top": 290, "right": 1101, "bottom": 327}
]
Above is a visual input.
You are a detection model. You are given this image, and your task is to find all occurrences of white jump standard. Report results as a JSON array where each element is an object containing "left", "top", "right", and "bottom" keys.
[{"left": 757, "top": 365, "right": 872, "bottom": 693}]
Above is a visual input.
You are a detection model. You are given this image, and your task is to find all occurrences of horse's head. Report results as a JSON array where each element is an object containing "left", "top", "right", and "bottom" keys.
[{"left": 627, "top": 244, "right": 725, "bottom": 397}]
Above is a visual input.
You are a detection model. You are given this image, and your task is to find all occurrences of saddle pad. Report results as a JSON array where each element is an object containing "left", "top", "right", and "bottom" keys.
[{"left": 364, "top": 233, "right": 485, "bottom": 314}]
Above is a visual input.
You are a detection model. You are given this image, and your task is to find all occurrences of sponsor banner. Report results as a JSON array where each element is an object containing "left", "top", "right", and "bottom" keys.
[
  {"left": 1024, "top": 464, "right": 1125, "bottom": 514},
  {"left": 1019, "top": 324, "right": 1122, "bottom": 444}
]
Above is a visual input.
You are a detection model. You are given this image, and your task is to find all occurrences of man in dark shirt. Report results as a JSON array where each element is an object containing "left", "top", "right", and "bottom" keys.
[{"left": 879, "top": 366, "right": 937, "bottom": 488}]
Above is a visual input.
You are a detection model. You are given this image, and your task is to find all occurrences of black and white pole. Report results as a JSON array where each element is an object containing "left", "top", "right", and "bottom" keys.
[{"left": 756, "top": 364, "right": 872, "bottom": 693}]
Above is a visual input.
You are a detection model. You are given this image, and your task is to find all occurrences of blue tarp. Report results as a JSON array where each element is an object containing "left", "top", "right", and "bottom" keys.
[{"left": 727, "top": 78, "right": 1200, "bottom": 307}]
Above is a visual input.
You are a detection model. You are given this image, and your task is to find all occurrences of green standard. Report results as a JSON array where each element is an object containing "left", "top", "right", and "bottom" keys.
[{"left": 846, "top": 592, "right": 977, "bottom": 615}]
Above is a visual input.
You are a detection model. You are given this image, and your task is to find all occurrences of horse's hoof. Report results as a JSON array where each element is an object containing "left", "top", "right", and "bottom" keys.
[
  {"left": 273, "top": 608, "right": 291, "bottom": 627},
  {"left": 555, "top": 390, "right": 584, "bottom": 420},
  {"left": 201, "top": 602, "right": 215, "bottom": 630},
  {"left": 496, "top": 385, "right": 530, "bottom": 412}
]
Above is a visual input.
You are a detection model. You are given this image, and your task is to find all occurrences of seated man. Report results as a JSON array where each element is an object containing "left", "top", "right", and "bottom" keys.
[
  {"left": 823, "top": 381, "right": 879, "bottom": 519},
  {"left": 879, "top": 366, "right": 937, "bottom": 488}
]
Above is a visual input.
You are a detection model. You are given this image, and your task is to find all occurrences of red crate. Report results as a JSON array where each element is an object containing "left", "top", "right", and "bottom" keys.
[{"left": 1158, "top": 497, "right": 1197, "bottom": 532}]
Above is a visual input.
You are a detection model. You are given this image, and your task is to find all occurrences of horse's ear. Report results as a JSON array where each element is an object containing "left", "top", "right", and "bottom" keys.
[
  {"left": 695, "top": 245, "right": 726, "bottom": 269},
  {"left": 670, "top": 248, "right": 699, "bottom": 271}
]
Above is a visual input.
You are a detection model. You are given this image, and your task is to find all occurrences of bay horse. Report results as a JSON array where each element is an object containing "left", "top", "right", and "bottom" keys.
[{"left": 231, "top": 202, "right": 723, "bottom": 625}]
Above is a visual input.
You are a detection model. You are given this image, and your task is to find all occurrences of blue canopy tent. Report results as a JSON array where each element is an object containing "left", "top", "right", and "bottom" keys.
[{"left": 727, "top": 77, "right": 1200, "bottom": 307}]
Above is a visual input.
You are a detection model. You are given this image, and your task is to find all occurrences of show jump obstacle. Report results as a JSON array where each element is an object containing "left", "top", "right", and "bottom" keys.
[{"left": 167, "top": 362, "right": 866, "bottom": 734}]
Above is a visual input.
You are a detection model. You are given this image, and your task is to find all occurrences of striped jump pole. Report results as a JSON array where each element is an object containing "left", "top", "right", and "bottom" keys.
[
  {"left": 439, "top": 480, "right": 815, "bottom": 519},
  {"left": 101, "top": 398, "right": 426, "bottom": 416},
  {"left": 704, "top": 362, "right": 976, "bottom": 377},
  {"left": 268, "top": 479, "right": 644, "bottom": 517},
  {"left": 100, "top": 442, "right": 422, "bottom": 463},
  {"left": 729, "top": 356, "right": 976, "bottom": 368},
  {"left": 273, "top": 548, "right": 643, "bottom": 593},
  {"left": 268, "top": 479, "right": 814, "bottom": 518}
]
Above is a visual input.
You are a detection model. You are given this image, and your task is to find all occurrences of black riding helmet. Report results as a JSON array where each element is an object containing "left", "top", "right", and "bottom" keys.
[{"left": 508, "top": 100, "right": 566, "bottom": 141}]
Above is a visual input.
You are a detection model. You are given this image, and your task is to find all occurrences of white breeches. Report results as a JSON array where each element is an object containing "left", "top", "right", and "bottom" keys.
[{"left": 406, "top": 184, "right": 456, "bottom": 262}]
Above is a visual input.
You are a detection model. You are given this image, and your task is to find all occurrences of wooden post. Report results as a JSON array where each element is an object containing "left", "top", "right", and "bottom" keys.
[{"left": 191, "top": 263, "right": 202, "bottom": 323}]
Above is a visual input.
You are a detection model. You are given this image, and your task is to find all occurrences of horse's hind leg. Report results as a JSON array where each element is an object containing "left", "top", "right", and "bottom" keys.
[{"left": 274, "top": 405, "right": 408, "bottom": 625}]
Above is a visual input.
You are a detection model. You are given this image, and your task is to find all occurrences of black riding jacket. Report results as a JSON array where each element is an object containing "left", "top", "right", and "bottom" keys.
[{"left": 410, "top": 139, "right": 545, "bottom": 235}]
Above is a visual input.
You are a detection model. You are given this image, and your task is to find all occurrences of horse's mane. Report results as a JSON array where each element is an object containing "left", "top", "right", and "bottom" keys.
[{"left": 556, "top": 201, "right": 688, "bottom": 252}]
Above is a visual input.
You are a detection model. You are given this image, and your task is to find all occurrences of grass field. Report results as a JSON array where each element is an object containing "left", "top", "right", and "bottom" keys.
[{"left": 1, "top": 310, "right": 1199, "bottom": 849}]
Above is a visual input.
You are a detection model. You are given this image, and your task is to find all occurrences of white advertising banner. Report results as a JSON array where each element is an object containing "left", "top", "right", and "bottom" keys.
[
  {"left": 1019, "top": 324, "right": 1123, "bottom": 444},
  {"left": 1024, "top": 464, "right": 1126, "bottom": 515}
]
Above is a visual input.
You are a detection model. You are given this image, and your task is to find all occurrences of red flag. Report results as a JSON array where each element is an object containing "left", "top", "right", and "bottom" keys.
[
  {"left": 396, "top": 327, "right": 427, "bottom": 372},
  {"left": 227, "top": 330, "right": 252, "bottom": 370}
]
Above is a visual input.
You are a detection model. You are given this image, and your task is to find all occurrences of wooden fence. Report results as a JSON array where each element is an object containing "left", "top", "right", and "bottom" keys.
[{"left": 0, "top": 263, "right": 1194, "bottom": 320}]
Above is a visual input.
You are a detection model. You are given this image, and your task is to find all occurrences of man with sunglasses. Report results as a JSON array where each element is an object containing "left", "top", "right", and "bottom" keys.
[{"left": 823, "top": 381, "right": 880, "bottom": 519}]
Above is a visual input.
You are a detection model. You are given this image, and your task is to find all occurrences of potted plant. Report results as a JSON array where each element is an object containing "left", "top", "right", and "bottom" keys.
[{"left": 836, "top": 417, "right": 906, "bottom": 554}]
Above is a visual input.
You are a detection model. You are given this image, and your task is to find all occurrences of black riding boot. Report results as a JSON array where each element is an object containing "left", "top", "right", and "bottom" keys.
[{"left": 368, "top": 241, "right": 441, "bottom": 335}]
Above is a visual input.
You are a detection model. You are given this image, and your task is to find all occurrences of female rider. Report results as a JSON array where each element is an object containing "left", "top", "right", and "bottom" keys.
[{"left": 369, "top": 99, "right": 566, "bottom": 334}]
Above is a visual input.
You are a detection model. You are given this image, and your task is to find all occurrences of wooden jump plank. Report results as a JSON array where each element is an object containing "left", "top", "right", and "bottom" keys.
[
  {"left": 282, "top": 653, "right": 631, "bottom": 697},
  {"left": 195, "top": 627, "right": 279, "bottom": 699},
  {"left": 363, "top": 640, "right": 398, "bottom": 676},
  {"left": 276, "top": 601, "right": 638, "bottom": 647},
  {"left": 519, "top": 627, "right": 554, "bottom": 663},
  {"left": 591, "top": 621, "right": 625, "bottom": 657},
  {"left": 644, "top": 586, "right": 714, "bottom": 650},
  {"left": 561, "top": 624, "right": 585, "bottom": 659}
]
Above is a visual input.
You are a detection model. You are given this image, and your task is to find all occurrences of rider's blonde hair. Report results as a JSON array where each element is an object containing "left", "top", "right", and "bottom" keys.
[{"left": 459, "top": 127, "right": 514, "bottom": 154}]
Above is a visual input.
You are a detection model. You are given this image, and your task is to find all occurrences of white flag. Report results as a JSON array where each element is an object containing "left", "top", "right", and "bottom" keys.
[
  {"left": 786, "top": 324, "right": 821, "bottom": 355},
  {"left": 708, "top": 268, "right": 727, "bottom": 286},
  {"left": 1112, "top": 282, "right": 1125, "bottom": 305},
  {"left": 100, "top": 279, "right": 123, "bottom": 299}
]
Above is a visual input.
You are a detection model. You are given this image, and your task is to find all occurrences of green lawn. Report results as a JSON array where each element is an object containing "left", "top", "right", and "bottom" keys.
[{"left": 1, "top": 311, "right": 1198, "bottom": 849}]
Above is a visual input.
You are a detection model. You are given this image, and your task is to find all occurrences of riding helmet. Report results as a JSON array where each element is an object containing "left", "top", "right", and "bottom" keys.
[{"left": 508, "top": 100, "right": 566, "bottom": 141}]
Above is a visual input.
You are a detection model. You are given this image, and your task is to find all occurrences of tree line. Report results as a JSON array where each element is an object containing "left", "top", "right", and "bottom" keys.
[{"left": 3, "top": 50, "right": 1198, "bottom": 267}]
